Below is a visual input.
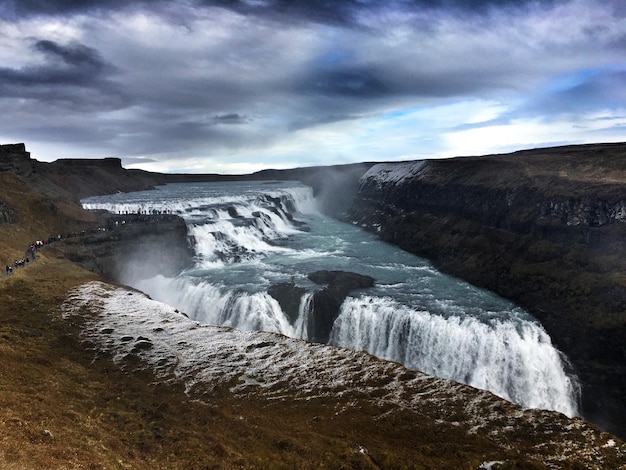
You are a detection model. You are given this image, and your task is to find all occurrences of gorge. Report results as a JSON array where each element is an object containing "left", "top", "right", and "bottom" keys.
[
  {"left": 346, "top": 143, "right": 626, "bottom": 438},
  {"left": 2, "top": 142, "right": 626, "bottom": 467},
  {"left": 57, "top": 141, "right": 626, "bottom": 437},
  {"left": 79, "top": 180, "right": 581, "bottom": 418}
]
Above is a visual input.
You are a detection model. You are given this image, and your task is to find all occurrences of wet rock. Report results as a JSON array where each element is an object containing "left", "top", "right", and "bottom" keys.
[
  {"left": 307, "top": 270, "right": 375, "bottom": 344},
  {"left": 60, "top": 214, "right": 194, "bottom": 281},
  {"left": 268, "top": 282, "right": 306, "bottom": 324},
  {"left": 133, "top": 339, "right": 153, "bottom": 351},
  {"left": 308, "top": 270, "right": 375, "bottom": 291},
  {"left": 268, "top": 271, "right": 375, "bottom": 344}
]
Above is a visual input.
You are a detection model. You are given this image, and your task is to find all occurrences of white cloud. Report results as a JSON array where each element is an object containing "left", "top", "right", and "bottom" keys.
[{"left": 444, "top": 109, "right": 626, "bottom": 157}]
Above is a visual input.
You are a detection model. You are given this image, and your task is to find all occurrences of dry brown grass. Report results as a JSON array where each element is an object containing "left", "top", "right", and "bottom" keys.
[{"left": 0, "top": 255, "right": 498, "bottom": 469}]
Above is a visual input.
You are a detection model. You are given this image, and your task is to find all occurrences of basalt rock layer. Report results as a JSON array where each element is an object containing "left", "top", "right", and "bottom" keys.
[
  {"left": 269, "top": 270, "right": 375, "bottom": 343},
  {"left": 347, "top": 142, "right": 626, "bottom": 438}
]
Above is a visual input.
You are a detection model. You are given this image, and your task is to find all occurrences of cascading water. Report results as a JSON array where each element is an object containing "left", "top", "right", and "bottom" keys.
[
  {"left": 82, "top": 180, "right": 580, "bottom": 416},
  {"left": 330, "top": 296, "right": 579, "bottom": 415}
]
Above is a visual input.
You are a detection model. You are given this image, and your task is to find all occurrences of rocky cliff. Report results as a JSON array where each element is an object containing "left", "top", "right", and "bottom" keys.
[
  {"left": 0, "top": 143, "right": 35, "bottom": 176},
  {"left": 52, "top": 214, "right": 194, "bottom": 282},
  {"left": 37, "top": 156, "right": 162, "bottom": 200},
  {"left": 347, "top": 142, "right": 626, "bottom": 438}
]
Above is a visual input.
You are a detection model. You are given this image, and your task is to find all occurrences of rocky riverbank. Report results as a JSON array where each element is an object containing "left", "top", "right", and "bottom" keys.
[{"left": 347, "top": 142, "right": 626, "bottom": 438}]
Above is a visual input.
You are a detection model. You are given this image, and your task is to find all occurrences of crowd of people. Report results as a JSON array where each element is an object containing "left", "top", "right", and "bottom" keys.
[
  {"left": 5, "top": 258, "right": 29, "bottom": 275},
  {"left": 3, "top": 237, "right": 59, "bottom": 277}
]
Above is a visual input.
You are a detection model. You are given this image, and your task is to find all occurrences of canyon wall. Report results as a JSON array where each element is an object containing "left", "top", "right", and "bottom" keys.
[
  {"left": 347, "top": 142, "right": 626, "bottom": 437},
  {"left": 55, "top": 215, "right": 194, "bottom": 282}
]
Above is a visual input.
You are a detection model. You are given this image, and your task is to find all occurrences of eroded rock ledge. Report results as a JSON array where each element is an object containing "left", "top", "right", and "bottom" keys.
[
  {"left": 346, "top": 142, "right": 626, "bottom": 438},
  {"left": 269, "top": 270, "right": 375, "bottom": 343},
  {"left": 54, "top": 214, "right": 194, "bottom": 282}
]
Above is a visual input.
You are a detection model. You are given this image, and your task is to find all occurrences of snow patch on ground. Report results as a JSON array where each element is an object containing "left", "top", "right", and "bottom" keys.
[
  {"left": 62, "top": 281, "right": 625, "bottom": 469},
  {"left": 360, "top": 161, "right": 428, "bottom": 187}
]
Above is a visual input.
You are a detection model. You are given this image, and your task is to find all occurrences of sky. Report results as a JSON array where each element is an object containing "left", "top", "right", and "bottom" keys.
[{"left": 1, "top": 0, "right": 625, "bottom": 174}]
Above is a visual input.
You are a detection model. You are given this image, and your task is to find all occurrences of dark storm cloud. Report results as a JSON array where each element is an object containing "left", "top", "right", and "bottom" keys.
[
  {"left": 300, "top": 62, "right": 510, "bottom": 104},
  {"left": 35, "top": 40, "right": 105, "bottom": 69},
  {"left": 1, "top": 0, "right": 138, "bottom": 17},
  {"left": 1, "top": 0, "right": 624, "bottom": 170},
  {"left": 0, "top": 39, "right": 126, "bottom": 110},
  {"left": 308, "top": 67, "right": 390, "bottom": 98},
  {"left": 221, "top": 0, "right": 561, "bottom": 25},
  {"left": 212, "top": 113, "right": 249, "bottom": 124},
  {"left": 0, "top": 40, "right": 107, "bottom": 85},
  {"left": 4, "top": 0, "right": 558, "bottom": 23}
]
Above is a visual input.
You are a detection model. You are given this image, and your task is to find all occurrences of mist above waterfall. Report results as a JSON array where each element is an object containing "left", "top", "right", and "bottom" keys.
[{"left": 82, "top": 180, "right": 580, "bottom": 416}]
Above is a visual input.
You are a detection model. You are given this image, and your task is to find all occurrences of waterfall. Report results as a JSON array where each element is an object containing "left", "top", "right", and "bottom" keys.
[
  {"left": 329, "top": 296, "right": 580, "bottom": 416},
  {"left": 83, "top": 180, "right": 581, "bottom": 417},
  {"left": 293, "top": 292, "right": 314, "bottom": 340},
  {"left": 134, "top": 276, "right": 296, "bottom": 336}
]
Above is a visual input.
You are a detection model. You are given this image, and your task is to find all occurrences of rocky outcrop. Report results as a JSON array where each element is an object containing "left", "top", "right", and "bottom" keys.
[
  {"left": 307, "top": 270, "right": 375, "bottom": 343},
  {"left": 268, "top": 270, "right": 375, "bottom": 343},
  {"left": 38, "top": 157, "right": 162, "bottom": 200},
  {"left": 56, "top": 214, "right": 194, "bottom": 282},
  {"left": 347, "top": 142, "right": 626, "bottom": 438},
  {"left": 268, "top": 282, "right": 306, "bottom": 325},
  {"left": 0, "top": 143, "right": 35, "bottom": 176}
]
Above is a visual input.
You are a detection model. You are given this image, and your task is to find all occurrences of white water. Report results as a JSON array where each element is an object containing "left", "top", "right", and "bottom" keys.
[
  {"left": 331, "top": 296, "right": 578, "bottom": 414},
  {"left": 82, "top": 180, "right": 580, "bottom": 416}
]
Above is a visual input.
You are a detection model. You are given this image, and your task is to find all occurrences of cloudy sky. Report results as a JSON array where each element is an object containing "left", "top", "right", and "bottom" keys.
[{"left": 1, "top": 0, "right": 625, "bottom": 173}]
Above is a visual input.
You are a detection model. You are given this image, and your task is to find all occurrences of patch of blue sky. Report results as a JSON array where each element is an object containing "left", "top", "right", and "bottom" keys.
[
  {"left": 378, "top": 100, "right": 508, "bottom": 130},
  {"left": 543, "top": 66, "right": 622, "bottom": 93},
  {"left": 380, "top": 108, "right": 420, "bottom": 121},
  {"left": 551, "top": 69, "right": 598, "bottom": 91}
]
